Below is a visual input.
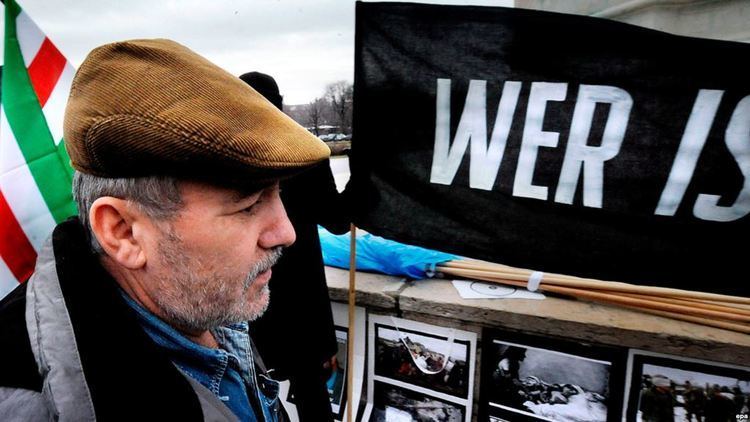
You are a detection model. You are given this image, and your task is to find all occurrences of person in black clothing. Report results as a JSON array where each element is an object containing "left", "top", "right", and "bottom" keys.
[
  {"left": 240, "top": 71, "right": 350, "bottom": 421},
  {"left": 640, "top": 375, "right": 675, "bottom": 422},
  {"left": 492, "top": 346, "right": 527, "bottom": 408},
  {"left": 705, "top": 385, "right": 737, "bottom": 422},
  {"left": 683, "top": 381, "right": 706, "bottom": 422}
]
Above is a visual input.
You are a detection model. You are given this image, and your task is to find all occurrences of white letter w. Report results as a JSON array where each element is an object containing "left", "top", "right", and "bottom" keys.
[{"left": 429, "top": 78, "right": 521, "bottom": 190}]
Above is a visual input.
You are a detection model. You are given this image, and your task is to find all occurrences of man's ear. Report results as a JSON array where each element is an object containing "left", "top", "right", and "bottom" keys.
[{"left": 89, "top": 197, "right": 147, "bottom": 269}]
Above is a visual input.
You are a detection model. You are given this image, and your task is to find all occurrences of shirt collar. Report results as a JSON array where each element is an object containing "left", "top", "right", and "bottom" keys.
[{"left": 118, "top": 290, "right": 252, "bottom": 377}]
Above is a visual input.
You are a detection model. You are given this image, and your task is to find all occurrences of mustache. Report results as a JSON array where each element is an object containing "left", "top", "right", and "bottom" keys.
[{"left": 244, "top": 247, "right": 283, "bottom": 287}]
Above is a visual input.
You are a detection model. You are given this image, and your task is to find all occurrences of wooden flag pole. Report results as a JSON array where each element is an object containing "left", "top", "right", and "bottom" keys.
[
  {"left": 346, "top": 224, "right": 357, "bottom": 422},
  {"left": 437, "top": 262, "right": 750, "bottom": 305},
  {"left": 436, "top": 267, "right": 750, "bottom": 334},
  {"left": 615, "top": 292, "right": 750, "bottom": 318}
]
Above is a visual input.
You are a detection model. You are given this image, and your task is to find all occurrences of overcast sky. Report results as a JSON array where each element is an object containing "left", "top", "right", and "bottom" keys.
[
  {"left": 643, "top": 364, "right": 750, "bottom": 393},
  {"left": 2, "top": 0, "right": 513, "bottom": 104}
]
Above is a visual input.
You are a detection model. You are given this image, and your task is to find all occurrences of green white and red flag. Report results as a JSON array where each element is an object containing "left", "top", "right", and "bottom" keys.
[{"left": 1, "top": 0, "right": 76, "bottom": 298}]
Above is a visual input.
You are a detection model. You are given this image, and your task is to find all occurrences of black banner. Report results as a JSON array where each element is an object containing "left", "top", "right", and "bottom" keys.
[{"left": 350, "top": 2, "right": 750, "bottom": 294}]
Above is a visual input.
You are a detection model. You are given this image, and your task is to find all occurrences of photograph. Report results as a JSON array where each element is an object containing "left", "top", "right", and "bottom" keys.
[
  {"left": 368, "top": 381, "right": 466, "bottom": 422},
  {"left": 625, "top": 351, "right": 750, "bottom": 422},
  {"left": 365, "top": 315, "right": 477, "bottom": 422},
  {"left": 374, "top": 324, "right": 472, "bottom": 399},
  {"left": 479, "top": 329, "right": 626, "bottom": 422},
  {"left": 328, "top": 327, "right": 348, "bottom": 416}
]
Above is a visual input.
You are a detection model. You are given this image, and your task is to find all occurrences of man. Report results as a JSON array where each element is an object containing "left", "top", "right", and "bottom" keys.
[
  {"left": 683, "top": 380, "right": 706, "bottom": 422},
  {"left": 0, "top": 39, "right": 330, "bottom": 421},
  {"left": 640, "top": 375, "right": 675, "bottom": 422},
  {"left": 239, "top": 71, "right": 348, "bottom": 422},
  {"left": 705, "top": 386, "right": 737, "bottom": 422},
  {"left": 493, "top": 346, "right": 527, "bottom": 408}
]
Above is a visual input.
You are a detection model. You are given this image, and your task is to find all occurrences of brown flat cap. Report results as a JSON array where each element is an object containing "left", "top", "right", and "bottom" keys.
[{"left": 64, "top": 39, "right": 329, "bottom": 187}]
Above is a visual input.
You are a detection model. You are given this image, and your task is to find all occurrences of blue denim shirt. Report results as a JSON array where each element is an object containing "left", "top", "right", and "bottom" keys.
[{"left": 120, "top": 292, "right": 280, "bottom": 421}]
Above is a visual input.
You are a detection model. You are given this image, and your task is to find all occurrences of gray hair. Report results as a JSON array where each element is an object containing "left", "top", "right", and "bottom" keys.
[{"left": 72, "top": 171, "right": 183, "bottom": 253}]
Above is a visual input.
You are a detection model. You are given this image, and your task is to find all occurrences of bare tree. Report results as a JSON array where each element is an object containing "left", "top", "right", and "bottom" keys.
[
  {"left": 324, "top": 81, "right": 353, "bottom": 133},
  {"left": 306, "top": 97, "right": 328, "bottom": 136}
]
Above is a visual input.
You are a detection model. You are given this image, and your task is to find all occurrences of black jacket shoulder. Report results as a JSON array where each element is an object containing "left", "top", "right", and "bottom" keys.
[{"left": 0, "top": 282, "right": 42, "bottom": 391}]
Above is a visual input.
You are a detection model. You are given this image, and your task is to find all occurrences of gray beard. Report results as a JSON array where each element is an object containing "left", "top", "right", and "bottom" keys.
[{"left": 153, "top": 226, "right": 283, "bottom": 332}]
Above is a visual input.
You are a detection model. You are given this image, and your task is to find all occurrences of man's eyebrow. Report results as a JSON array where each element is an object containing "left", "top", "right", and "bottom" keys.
[{"left": 230, "top": 187, "right": 264, "bottom": 204}]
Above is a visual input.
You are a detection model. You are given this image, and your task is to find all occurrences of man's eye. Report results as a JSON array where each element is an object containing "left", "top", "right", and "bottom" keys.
[{"left": 241, "top": 199, "right": 263, "bottom": 213}]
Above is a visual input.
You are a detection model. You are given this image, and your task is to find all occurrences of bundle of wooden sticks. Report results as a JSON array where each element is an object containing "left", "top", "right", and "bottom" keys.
[{"left": 436, "top": 259, "right": 750, "bottom": 334}]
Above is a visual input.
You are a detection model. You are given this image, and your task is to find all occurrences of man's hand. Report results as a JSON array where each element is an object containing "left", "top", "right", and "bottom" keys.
[{"left": 322, "top": 355, "right": 338, "bottom": 379}]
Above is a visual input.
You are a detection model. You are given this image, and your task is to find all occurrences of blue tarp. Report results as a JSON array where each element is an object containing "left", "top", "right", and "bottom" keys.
[{"left": 319, "top": 227, "right": 457, "bottom": 279}]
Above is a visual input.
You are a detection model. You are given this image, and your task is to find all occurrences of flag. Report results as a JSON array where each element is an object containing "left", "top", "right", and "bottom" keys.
[
  {"left": 0, "top": 0, "right": 76, "bottom": 298},
  {"left": 350, "top": 2, "right": 750, "bottom": 295}
]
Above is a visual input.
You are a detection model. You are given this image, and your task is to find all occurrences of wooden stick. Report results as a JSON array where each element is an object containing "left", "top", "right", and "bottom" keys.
[
  {"left": 438, "top": 262, "right": 750, "bottom": 305},
  {"left": 557, "top": 285, "right": 750, "bottom": 324},
  {"left": 678, "top": 297, "right": 750, "bottom": 312},
  {"left": 444, "top": 260, "right": 578, "bottom": 280},
  {"left": 607, "top": 303, "right": 750, "bottom": 334},
  {"left": 444, "top": 260, "right": 750, "bottom": 305},
  {"left": 524, "top": 276, "right": 748, "bottom": 323},
  {"left": 615, "top": 292, "right": 750, "bottom": 318},
  {"left": 442, "top": 267, "right": 749, "bottom": 321},
  {"left": 346, "top": 224, "right": 357, "bottom": 422},
  {"left": 489, "top": 277, "right": 750, "bottom": 334},
  {"left": 438, "top": 268, "right": 750, "bottom": 333}
]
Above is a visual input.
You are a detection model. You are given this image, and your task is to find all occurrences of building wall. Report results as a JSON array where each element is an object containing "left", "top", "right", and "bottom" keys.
[{"left": 515, "top": 0, "right": 750, "bottom": 42}]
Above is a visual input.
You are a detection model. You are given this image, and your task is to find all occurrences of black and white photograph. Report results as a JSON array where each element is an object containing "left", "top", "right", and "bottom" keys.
[
  {"left": 367, "top": 381, "right": 466, "bottom": 422},
  {"left": 625, "top": 350, "right": 750, "bottom": 422},
  {"left": 364, "top": 315, "right": 477, "bottom": 422},
  {"left": 479, "top": 329, "right": 626, "bottom": 422},
  {"left": 374, "top": 324, "right": 472, "bottom": 399}
]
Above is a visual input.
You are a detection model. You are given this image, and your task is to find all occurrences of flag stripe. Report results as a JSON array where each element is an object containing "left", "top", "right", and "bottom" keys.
[
  {"left": 0, "top": 258, "right": 20, "bottom": 299},
  {"left": 42, "top": 64, "right": 74, "bottom": 145},
  {"left": 0, "top": 111, "right": 60, "bottom": 251},
  {"left": 0, "top": 166, "right": 58, "bottom": 251},
  {"left": 3, "top": 4, "right": 74, "bottom": 223},
  {"left": 28, "top": 38, "right": 67, "bottom": 107},
  {"left": 0, "top": 190, "right": 37, "bottom": 281},
  {"left": 15, "top": 10, "right": 45, "bottom": 67},
  {"left": 0, "top": 110, "right": 28, "bottom": 173}
]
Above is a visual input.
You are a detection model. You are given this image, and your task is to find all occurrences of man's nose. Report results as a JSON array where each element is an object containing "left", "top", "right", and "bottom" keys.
[{"left": 259, "top": 194, "right": 296, "bottom": 249}]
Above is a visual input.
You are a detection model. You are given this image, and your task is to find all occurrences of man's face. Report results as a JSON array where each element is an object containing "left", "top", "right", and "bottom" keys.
[{"left": 143, "top": 180, "right": 295, "bottom": 332}]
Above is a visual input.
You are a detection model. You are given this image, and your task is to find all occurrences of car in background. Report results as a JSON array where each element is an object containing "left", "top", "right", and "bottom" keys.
[{"left": 319, "top": 133, "right": 351, "bottom": 141}]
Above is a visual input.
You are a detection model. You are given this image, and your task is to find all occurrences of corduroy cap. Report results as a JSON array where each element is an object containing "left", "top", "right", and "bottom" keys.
[{"left": 64, "top": 39, "right": 330, "bottom": 188}]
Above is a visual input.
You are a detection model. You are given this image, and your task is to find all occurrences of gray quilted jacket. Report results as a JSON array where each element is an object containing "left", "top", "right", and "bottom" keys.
[{"left": 0, "top": 219, "right": 282, "bottom": 421}]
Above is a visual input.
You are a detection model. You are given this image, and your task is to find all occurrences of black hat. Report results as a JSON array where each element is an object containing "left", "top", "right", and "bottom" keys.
[{"left": 239, "top": 71, "right": 283, "bottom": 110}]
